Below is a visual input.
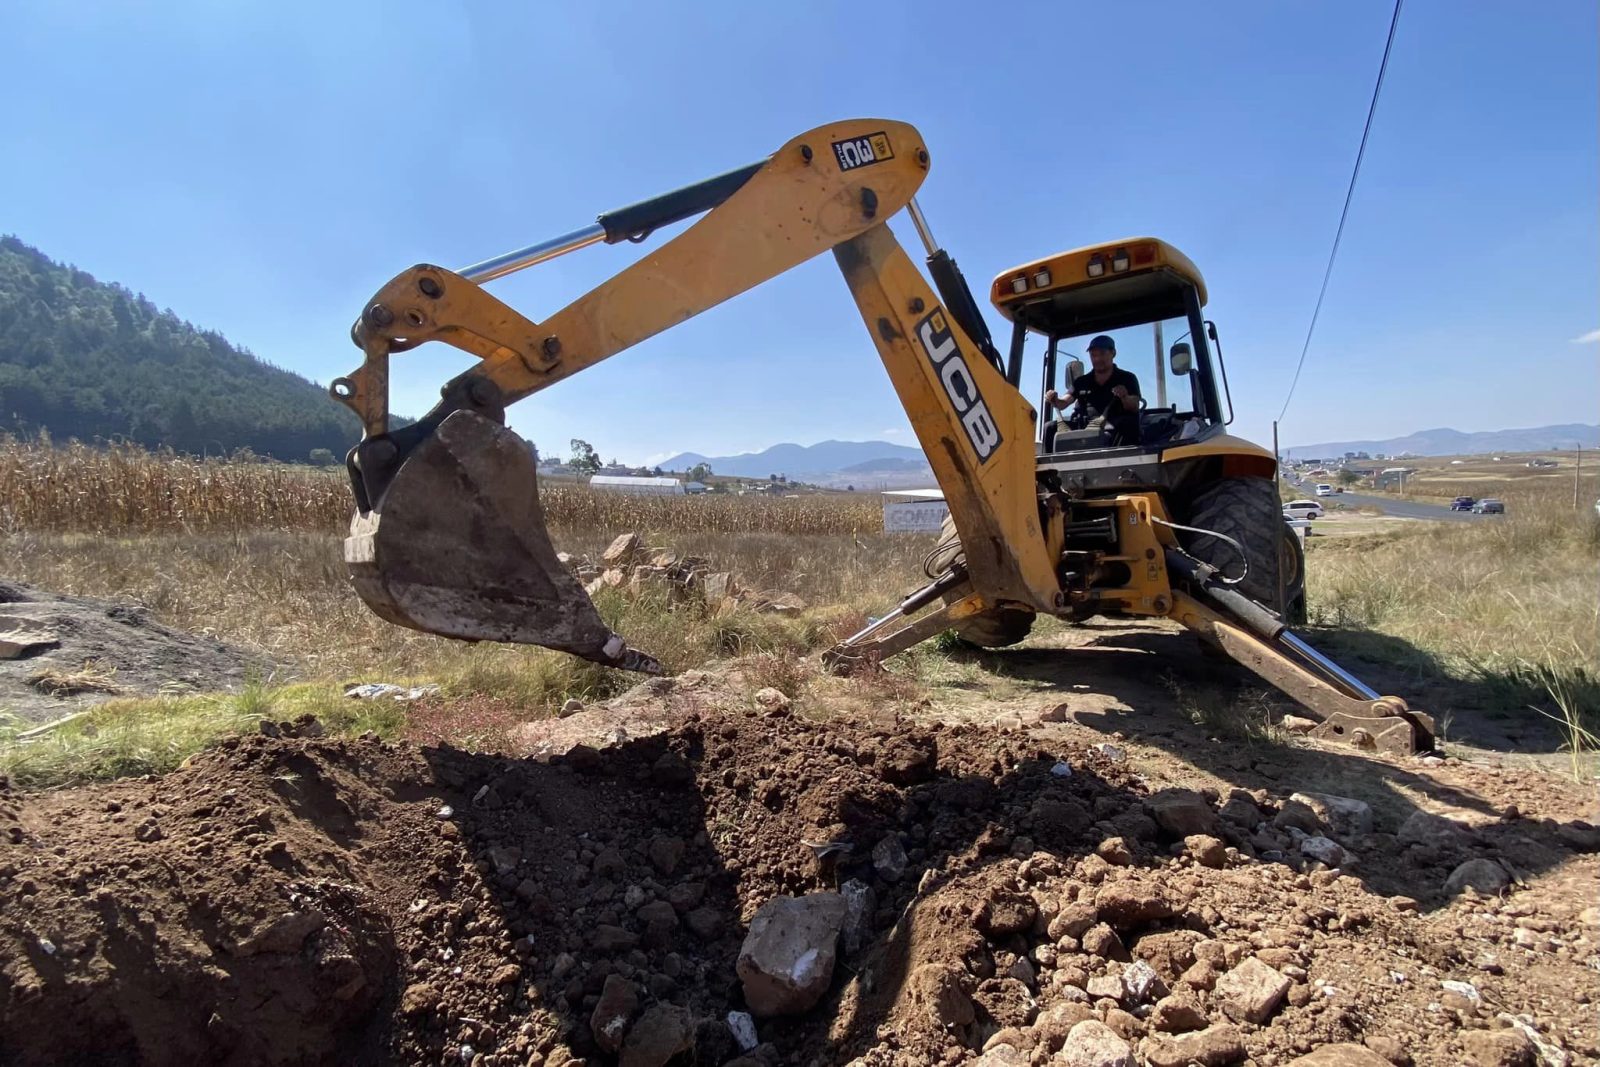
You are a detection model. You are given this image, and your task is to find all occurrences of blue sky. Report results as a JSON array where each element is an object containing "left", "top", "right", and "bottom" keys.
[{"left": 7, "top": 1, "right": 1596, "bottom": 465}]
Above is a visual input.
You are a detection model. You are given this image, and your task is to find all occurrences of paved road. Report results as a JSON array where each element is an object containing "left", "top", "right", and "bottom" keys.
[{"left": 1289, "top": 488, "right": 1484, "bottom": 522}]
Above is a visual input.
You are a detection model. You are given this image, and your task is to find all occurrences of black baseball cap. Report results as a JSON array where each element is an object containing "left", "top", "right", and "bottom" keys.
[{"left": 1087, "top": 335, "right": 1116, "bottom": 352}]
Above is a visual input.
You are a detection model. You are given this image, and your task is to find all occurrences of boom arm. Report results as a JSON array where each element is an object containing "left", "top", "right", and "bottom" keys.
[{"left": 332, "top": 119, "right": 1058, "bottom": 667}]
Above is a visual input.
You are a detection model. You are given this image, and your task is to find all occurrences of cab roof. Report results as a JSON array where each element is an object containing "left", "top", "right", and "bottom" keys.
[{"left": 989, "top": 238, "right": 1208, "bottom": 337}]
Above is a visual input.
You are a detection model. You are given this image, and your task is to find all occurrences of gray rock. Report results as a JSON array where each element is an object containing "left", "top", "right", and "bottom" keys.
[
  {"left": 703, "top": 571, "right": 734, "bottom": 603},
  {"left": 618, "top": 1003, "right": 691, "bottom": 1067},
  {"left": 0, "top": 627, "right": 58, "bottom": 659},
  {"left": 735, "top": 893, "right": 847, "bottom": 1016},
  {"left": 1005, "top": 956, "right": 1036, "bottom": 987},
  {"left": 872, "top": 835, "right": 908, "bottom": 882},
  {"left": 1398, "top": 810, "right": 1472, "bottom": 849},
  {"left": 602, "top": 532, "right": 642, "bottom": 565},
  {"left": 725, "top": 1010, "right": 758, "bottom": 1052},
  {"left": 973, "top": 1044, "right": 1028, "bottom": 1066},
  {"left": 589, "top": 974, "right": 639, "bottom": 1053},
  {"left": 1213, "top": 957, "right": 1290, "bottom": 1024},
  {"left": 685, "top": 907, "right": 723, "bottom": 940},
  {"left": 1300, "top": 835, "right": 1347, "bottom": 867},
  {"left": 1290, "top": 791, "right": 1375, "bottom": 841},
  {"left": 1121, "top": 959, "right": 1166, "bottom": 1004},
  {"left": 1445, "top": 858, "right": 1510, "bottom": 896},
  {"left": 839, "top": 878, "right": 876, "bottom": 954},
  {"left": 1272, "top": 798, "right": 1323, "bottom": 835},
  {"left": 1146, "top": 789, "right": 1219, "bottom": 838},
  {"left": 1058, "top": 1019, "right": 1136, "bottom": 1067},
  {"left": 1086, "top": 973, "right": 1124, "bottom": 1001},
  {"left": 591, "top": 924, "right": 639, "bottom": 954}
]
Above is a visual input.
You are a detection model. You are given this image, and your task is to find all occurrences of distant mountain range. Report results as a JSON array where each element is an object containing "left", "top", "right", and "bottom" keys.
[
  {"left": 1285, "top": 424, "right": 1598, "bottom": 460},
  {"left": 662, "top": 440, "right": 931, "bottom": 480}
]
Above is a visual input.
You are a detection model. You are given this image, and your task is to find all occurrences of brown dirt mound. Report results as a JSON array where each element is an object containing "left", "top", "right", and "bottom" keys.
[{"left": 1, "top": 696, "right": 1595, "bottom": 1066}]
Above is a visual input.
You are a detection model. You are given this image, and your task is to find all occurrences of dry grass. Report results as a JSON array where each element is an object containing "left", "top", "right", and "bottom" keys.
[
  {"left": 6, "top": 439, "right": 1596, "bottom": 786},
  {"left": 1306, "top": 493, "right": 1599, "bottom": 776}
]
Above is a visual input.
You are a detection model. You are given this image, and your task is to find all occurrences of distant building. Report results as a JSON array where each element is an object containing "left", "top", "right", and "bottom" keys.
[
  {"left": 881, "top": 488, "right": 948, "bottom": 533},
  {"left": 589, "top": 475, "right": 684, "bottom": 496},
  {"left": 684, "top": 481, "right": 710, "bottom": 494},
  {"left": 1374, "top": 467, "right": 1416, "bottom": 490}
]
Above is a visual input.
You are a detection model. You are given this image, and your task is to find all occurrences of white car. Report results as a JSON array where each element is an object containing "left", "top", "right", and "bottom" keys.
[
  {"left": 1314, "top": 483, "right": 1334, "bottom": 497},
  {"left": 1283, "top": 500, "right": 1324, "bottom": 520}
]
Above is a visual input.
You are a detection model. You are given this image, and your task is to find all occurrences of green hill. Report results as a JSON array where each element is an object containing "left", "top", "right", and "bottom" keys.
[{"left": 0, "top": 236, "right": 368, "bottom": 460}]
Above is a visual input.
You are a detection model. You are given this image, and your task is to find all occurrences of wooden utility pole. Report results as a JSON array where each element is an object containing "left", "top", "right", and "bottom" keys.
[{"left": 1576, "top": 444, "right": 1582, "bottom": 509}]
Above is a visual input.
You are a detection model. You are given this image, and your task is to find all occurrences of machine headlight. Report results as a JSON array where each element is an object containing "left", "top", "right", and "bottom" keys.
[
  {"left": 1033, "top": 268, "right": 1051, "bottom": 288},
  {"left": 1086, "top": 255, "right": 1105, "bottom": 278},
  {"left": 1111, "top": 248, "right": 1130, "bottom": 273}
]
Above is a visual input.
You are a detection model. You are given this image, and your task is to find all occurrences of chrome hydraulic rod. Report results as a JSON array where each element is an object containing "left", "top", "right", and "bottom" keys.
[
  {"left": 1278, "top": 630, "right": 1382, "bottom": 700},
  {"left": 459, "top": 224, "right": 608, "bottom": 283},
  {"left": 460, "top": 159, "right": 769, "bottom": 284}
]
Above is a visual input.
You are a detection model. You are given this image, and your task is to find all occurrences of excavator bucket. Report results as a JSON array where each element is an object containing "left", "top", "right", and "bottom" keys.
[{"left": 343, "top": 411, "right": 661, "bottom": 673}]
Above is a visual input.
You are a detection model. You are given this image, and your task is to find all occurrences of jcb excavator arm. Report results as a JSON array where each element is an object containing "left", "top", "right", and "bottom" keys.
[{"left": 332, "top": 119, "right": 1056, "bottom": 670}]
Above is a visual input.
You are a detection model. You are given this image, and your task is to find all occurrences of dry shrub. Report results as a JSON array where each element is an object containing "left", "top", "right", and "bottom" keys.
[
  {"left": 741, "top": 649, "right": 815, "bottom": 698},
  {"left": 28, "top": 660, "right": 123, "bottom": 697}
]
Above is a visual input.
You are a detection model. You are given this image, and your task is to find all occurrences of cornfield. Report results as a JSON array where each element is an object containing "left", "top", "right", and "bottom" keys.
[{"left": 0, "top": 439, "right": 885, "bottom": 535}]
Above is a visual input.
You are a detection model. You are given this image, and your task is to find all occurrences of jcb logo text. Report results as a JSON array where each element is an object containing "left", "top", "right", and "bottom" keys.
[
  {"left": 831, "top": 132, "right": 894, "bottom": 172},
  {"left": 916, "top": 309, "right": 1001, "bottom": 463}
]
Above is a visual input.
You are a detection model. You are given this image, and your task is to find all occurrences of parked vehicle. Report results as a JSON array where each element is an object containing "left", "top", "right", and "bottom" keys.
[
  {"left": 1471, "top": 498, "right": 1505, "bottom": 514},
  {"left": 1283, "top": 500, "right": 1325, "bottom": 520},
  {"left": 1314, "top": 484, "right": 1333, "bottom": 497},
  {"left": 1450, "top": 496, "right": 1476, "bottom": 511}
]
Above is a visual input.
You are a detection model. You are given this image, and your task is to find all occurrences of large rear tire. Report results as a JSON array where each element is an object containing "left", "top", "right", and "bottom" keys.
[
  {"left": 933, "top": 515, "right": 1036, "bottom": 648},
  {"left": 1181, "top": 477, "right": 1303, "bottom": 618}
]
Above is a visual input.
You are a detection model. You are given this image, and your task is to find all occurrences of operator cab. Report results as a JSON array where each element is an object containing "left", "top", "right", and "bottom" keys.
[{"left": 990, "top": 238, "right": 1231, "bottom": 462}]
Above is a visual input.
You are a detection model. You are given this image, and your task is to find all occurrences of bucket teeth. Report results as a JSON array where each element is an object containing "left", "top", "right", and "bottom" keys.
[{"left": 343, "top": 410, "right": 660, "bottom": 673}]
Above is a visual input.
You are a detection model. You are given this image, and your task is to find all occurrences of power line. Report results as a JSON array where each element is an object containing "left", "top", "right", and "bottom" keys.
[{"left": 1278, "top": 0, "right": 1404, "bottom": 424}]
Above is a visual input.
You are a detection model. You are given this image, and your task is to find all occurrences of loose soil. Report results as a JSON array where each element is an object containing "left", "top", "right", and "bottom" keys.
[
  {"left": 0, "top": 581, "right": 267, "bottom": 723},
  {"left": 1, "top": 671, "right": 1595, "bottom": 1066}
]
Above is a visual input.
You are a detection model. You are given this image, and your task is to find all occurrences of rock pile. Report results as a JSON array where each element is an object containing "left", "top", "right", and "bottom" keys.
[{"left": 562, "top": 533, "right": 806, "bottom": 618}]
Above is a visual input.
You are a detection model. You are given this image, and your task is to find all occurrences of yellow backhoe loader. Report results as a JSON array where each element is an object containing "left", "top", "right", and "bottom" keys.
[{"left": 331, "top": 118, "right": 1434, "bottom": 756}]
